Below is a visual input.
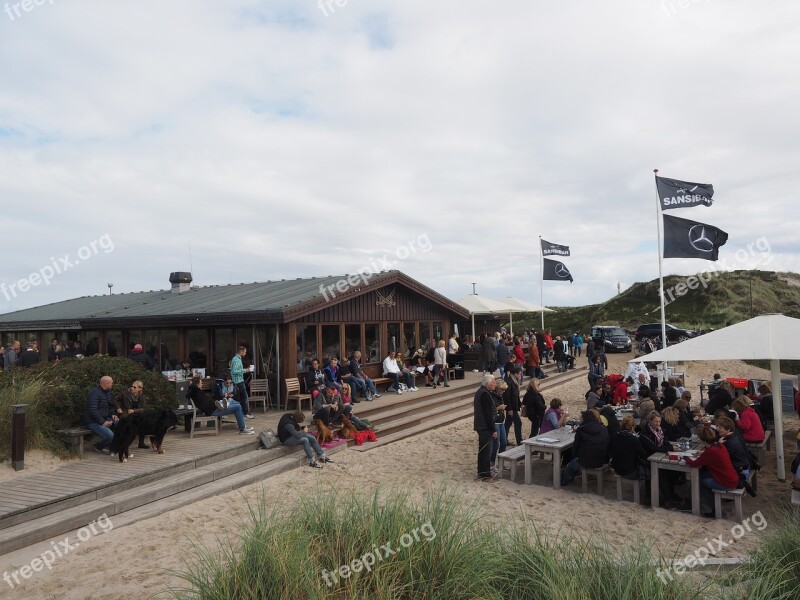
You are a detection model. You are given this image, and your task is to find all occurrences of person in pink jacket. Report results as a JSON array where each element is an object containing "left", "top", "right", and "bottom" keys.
[{"left": 732, "top": 397, "right": 765, "bottom": 443}]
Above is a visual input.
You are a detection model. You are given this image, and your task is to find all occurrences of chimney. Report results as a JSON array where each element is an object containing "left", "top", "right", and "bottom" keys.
[{"left": 169, "top": 272, "right": 193, "bottom": 294}]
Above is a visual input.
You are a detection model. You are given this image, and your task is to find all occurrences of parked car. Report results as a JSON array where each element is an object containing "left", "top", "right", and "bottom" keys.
[
  {"left": 590, "top": 325, "right": 632, "bottom": 353},
  {"left": 634, "top": 323, "right": 698, "bottom": 344}
]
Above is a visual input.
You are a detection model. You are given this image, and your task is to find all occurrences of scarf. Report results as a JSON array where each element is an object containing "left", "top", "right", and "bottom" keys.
[{"left": 650, "top": 424, "right": 664, "bottom": 446}]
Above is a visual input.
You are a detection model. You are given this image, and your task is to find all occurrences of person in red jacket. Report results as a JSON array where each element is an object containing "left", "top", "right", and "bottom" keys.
[
  {"left": 613, "top": 377, "right": 631, "bottom": 405},
  {"left": 685, "top": 425, "right": 741, "bottom": 517},
  {"left": 732, "top": 397, "right": 765, "bottom": 443}
]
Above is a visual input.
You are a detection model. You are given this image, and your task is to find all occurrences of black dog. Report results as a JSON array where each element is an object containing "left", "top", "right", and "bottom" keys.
[{"left": 109, "top": 409, "right": 178, "bottom": 463}]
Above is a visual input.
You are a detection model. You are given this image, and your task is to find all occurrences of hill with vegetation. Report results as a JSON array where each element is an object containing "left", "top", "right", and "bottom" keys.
[{"left": 516, "top": 270, "right": 800, "bottom": 335}]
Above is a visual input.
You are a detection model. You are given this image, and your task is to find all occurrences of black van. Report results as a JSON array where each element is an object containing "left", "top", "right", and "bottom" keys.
[{"left": 590, "top": 325, "right": 632, "bottom": 353}]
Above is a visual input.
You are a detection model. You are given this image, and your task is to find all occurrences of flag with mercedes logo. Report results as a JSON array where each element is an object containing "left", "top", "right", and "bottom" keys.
[
  {"left": 656, "top": 176, "right": 714, "bottom": 210},
  {"left": 541, "top": 239, "right": 570, "bottom": 256},
  {"left": 543, "top": 258, "right": 573, "bottom": 282},
  {"left": 663, "top": 214, "right": 728, "bottom": 261}
]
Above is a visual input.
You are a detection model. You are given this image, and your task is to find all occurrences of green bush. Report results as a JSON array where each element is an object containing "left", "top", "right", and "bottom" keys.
[
  {"left": 168, "top": 486, "right": 702, "bottom": 600},
  {"left": 0, "top": 356, "right": 179, "bottom": 459}
]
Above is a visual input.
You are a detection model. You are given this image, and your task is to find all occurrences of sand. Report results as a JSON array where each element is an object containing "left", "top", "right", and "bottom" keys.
[{"left": 1, "top": 354, "right": 798, "bottom": 600}]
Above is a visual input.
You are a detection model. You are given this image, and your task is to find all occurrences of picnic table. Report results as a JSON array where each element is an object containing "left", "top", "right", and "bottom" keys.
[
  {"left": 523, "top": 427, "right": 575, "bottom": 489},
  {"left": 648, "top": 445, "right": 702, "bottom": 516}
]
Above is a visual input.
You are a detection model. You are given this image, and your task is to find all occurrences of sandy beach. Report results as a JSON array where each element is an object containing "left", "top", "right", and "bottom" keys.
[{"left": 1, "top": 354, "right": 798, "bottom": 600}]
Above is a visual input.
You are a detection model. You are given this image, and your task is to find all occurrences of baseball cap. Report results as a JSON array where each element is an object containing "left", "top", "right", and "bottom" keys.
[{"left": 134, "top": 344, "right": 143, "bottom": 351}]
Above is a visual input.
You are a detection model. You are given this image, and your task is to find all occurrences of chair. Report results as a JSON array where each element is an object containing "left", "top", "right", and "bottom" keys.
[
  {"left": 186, "top": 398, "right": 219, "bottom": 438},
  {"left": 285, "top": 377, "right": 313, "bottom": 412},
  {"left": 248, "top": 379, "right": 270, "bottom": 413}
]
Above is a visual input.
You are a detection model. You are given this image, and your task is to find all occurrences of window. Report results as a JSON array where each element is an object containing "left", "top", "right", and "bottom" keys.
[
  {"left": 403, "top": 323, "right": 417, "bottom": 354},
  {"left": 345, "top": 324, "right": 361, "bottom": 359},
  {"left": 82, "top": 331, "right": 101, "bottom": 356},
  {"left": 187, "top": 330, "right": 208, "bottom": 368},
  {"left": 387, "top": 323, "right": 400, "bottom": 354},
  {"left": 364, "top": 324, "right": 380, "bottom": 364},
  {"left": 105, "top": 331, "right": 123, "bottom": 358},
  {"left": 255, "top": 326, "right": 278, "bottom": 375},
  {"left": 433, "top": 322, "right": 443, "bottom": 345},
  {"left": 212, "top": 328, "right": 234, "bottom": 375},
  {"left": 420, "top": 323, "right": 431, "bottom": 352},
  {"left": 321, "top": 325, "right": 341, "bottom": 362},
  {"left": 296, "top": 324, "right": 317, "bottom": 373},
  {"left": 158, "top": 329, "right": 179, "bottom": 370}
]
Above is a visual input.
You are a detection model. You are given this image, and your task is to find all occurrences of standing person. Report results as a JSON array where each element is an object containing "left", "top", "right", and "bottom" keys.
[
  {"left": 543, "top": 330, "right": 554, "bottom": 364},
  {"left": 585, "top": 336, "right": 596, "bottom": 366},
  {"left": 482, "top": 334, "right": 497, "bottom": 375},
  {"left": 495, "top": 339, "right": 510, "bottom": 379},
  {"left": 474, "top": 374, "right": 498, "bottom": 481},
  {"left": 554, "top": 336, "right": 569, "bottom": 373},
  {"left": 447, "top": 333, "right": 459, "bottom": 367},
  {"left": 130, "top": 343, "right": 155, "bottom": 370},
  {"left": 230, "top": 345, "right": 254, "bottom": 419},
  {"left": 432, "top": 340, "right": 450, "bottom": 388},
  {"left": 588, "top": 355, "right": 604, "bottom": 390},
  {"left": 512, "top": 338, "right": 526, "bottom": 376},
  {"left": 17, "top": 341, "right": 40, "bottom": 368},
  {"left": 490, "top": 380, "right": 508, "bottom": 475},
  {"left": 526, "top": 344, "right": 547, "bottom": 379},
  {"left": 3, "top": 340, "right": 20, "bottom": 371},
  {"left": 47, "top": 338, "right": 60, "bottom": 362},
  {"left": 574, "top": 333, "right": 584, "bottom": 358},
  {"left": 84, "top": 376, "right": 119, "bottom": 454},
  {"left": 504, "top": 367, "right": 523, "bottom": 446},
  {"left": 522, "top": 379, "right": 546, "bottom": 437}
]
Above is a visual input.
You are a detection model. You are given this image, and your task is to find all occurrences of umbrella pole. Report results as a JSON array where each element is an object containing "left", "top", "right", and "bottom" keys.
[
  {"left": 771, "top": 359, "right": 786, "bottom": 480},
  {"left": 509, "top": 312, "right": 513, "bottom": 336}
]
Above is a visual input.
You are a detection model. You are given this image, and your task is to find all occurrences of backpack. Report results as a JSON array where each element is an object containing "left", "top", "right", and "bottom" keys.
[
  {"left": 212, "top": 378, "right": 225, "bottom": 401},
  {"left": 258, "top": 428, "right": 280, "bottom": 449}
]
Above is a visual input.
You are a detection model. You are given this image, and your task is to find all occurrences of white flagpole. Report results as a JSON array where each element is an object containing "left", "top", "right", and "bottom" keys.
[
  {"left": 539, "top": 235, "right": 545, "bottom": 330},
  {"left": 654, "top": 168, "right": 668, "bottom": 383}
]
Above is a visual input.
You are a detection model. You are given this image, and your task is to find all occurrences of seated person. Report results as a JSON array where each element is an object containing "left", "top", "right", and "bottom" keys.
[
  {"left": 313, "top": 385, "right": 352, "bottom": 427},
  {"left": 634, "top": 386, "right": 656, "bottom": 420},
  {"left": 660, "top": 406, "right": 683, "bottom": 442},
  {"left": 732, "top": 397, "right": 765, "bottom": 443},
  {"left": 348, "top": 351, "right": 380, "bottom": 400},
  {"left": 189, "top": 376, "right": 254, "bottom": 435},
  {"left": 639, "top": 410, "right": 679, "bottom": 507},
  {"left": 614, "top": 377, "right": 632, "bottom": 405},
  {"left": 305, "top": 358, "right": 327, "bottom": 400},
  {"left": 685, "top": 424, "right": 742, "bottom": 518},
  {"left": 84, "top": 375, "right": 119, "bottom": 454},
  {"left": 660, "top": 380, "right": 678, "bottom": 408},
  {"left": 340, "top": 383, "right": 376, "bottom": 431},
  {"left": 586, "top": 382, "right": 603, "bottom": 410},
  {"left": 323, "top": 357, "right": 343, "bottom": 392},
  {"left": 561, "top": 409, "right": 610, "bottom": 486},
  {"left": 705, "top": 380, "right": 734, "bottom": 415},
  {"left": 715, "top": 415, "right": 752, "bottom": 486},
  {"left": 611, "top": 415, "right": 649, "bottom": 481},
  {"left": 278, "top": 410, "right": 333, "bottom": 468},
  {"left": 337, "top": 359, "right": 361, "bottom": 402},
  {"left": 397, "top": 351, "right": 420, "bottom": 391},
  {"left": 598, "top": 381, "right": 614, "bottom": 407},
  {"left": 115, "top": 380, "right": 150, "bottom": 449},
  {"left": 382, "top": 350, "right": 415, "bottom": 394},
  {"left": 539, "top": 397, "right": 567, "bottom": 434},
  {"left": 411, "top": 348, "right": 433, "bottom": 387}
]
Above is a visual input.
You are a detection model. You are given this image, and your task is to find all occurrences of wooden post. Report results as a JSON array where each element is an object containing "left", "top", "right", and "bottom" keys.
[{"left": 11, "top": 404, "right": 28, "bottom": 471}]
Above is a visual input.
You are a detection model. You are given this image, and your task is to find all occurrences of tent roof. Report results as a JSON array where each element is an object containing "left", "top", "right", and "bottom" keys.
[
  {"left": 456, "top": 295, "right": 521, "bottom": 315},
  {"left": 628, "top": 314, "right": 800, "bottom": 363},
  {"left": 504, "top": 297, "right": 554, "bottom": 313}
]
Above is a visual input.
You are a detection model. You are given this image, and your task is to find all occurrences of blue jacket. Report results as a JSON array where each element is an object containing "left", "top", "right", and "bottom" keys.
[{"left": 84, "top": 385, "right": 114, "bottom": 425}]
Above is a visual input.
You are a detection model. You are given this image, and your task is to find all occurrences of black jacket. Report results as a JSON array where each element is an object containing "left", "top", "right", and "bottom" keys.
[
  {"left": 574, "top": 419, "right": 609, "bottom": 469},
  {"left": 639, "top": 424, "right": 671, "bottom": 456},
  {"left": 496, "top": 343, "right": 510, "bottom": 366},
  {"left": 306, "top": 368, "right": 326, "bottom": 392},
  {"left": 661, "top": 386, "right": 678, "bottom": 408},
  {"left": 705, "top": 389, "right": 733, "bottom": 415},
  {"left": 474, "top": 385, "right": 496, "bottom": 433},
  {"left": 522, "top": 389, "right": 545, "bottom": 420},
  {"left": 278, "top": 413, "right": 303, "bottom": 443},
  {"left": 599, "top": 406, "right": 619, "bottom": 437},
  {"left": 611, "top": 430, "right": 649, "bottom": 478},
  {"left": 186, "top": 384, "right": 216, "bottom": 416},
  {"left": 721, "top": 430, "right": 750, "bottom": 473},
  {"left": 84, "top": 386, "right": 114, "bottom": 425},
  {"left": 18, "top": 349, "right": 40, "bottom": 368},
  {"left": 130, "top": 350, "right": 155, "bottom": 370},
  {"left": 504, "top": 376, "right": 521, "bottom": 412}
]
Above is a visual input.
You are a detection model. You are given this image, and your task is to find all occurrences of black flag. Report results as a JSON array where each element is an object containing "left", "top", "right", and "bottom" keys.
[
  {"left": 656, "top": 176, "right": 714, "bottom": 210},
  {"left": 541, "top": 239, "right": 570, "bottom": 256},
  {"left": 663, "top": 215, "right": 728, "bottom": 261},
  {"left": 543, "top": 258, "right": 573, "bottom": 282}
]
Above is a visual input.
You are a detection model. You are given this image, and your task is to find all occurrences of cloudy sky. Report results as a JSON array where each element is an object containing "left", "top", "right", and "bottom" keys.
[{"left": 1, "top": 0, "right": 798, "bottom": 314}]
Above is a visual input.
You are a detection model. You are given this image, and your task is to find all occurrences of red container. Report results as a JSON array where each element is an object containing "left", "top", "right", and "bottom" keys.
[{"left": 726, "top": 377, "right": 749, "bottom": 389}]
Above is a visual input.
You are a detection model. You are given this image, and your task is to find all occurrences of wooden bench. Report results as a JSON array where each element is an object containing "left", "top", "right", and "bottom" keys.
[
  {"left": 497, "top": 445, "right": 526, "bottom": 481},
  {"left": 613, "top": 472, "right": 642, "bottom": 504},
  {"left": 581, "top": 464, "right": 610, "bottom": 494},
  {"left": 182, "top": 399, "right": 219, "bottom": 437},
  {"left": 372, "top": 377, "right": 393, "bottom": 392},
  {"left": 712, "top": 471, "right": 756, "bottom": 523},
  {"left": 57, "top": 427, "right": 93, "bottom": 458},
  {"left": 746, "top": 430, "right": 772, "bottom": 464},
  {"left": 285, "top": 377, "right": 312, "bottom": 412}
]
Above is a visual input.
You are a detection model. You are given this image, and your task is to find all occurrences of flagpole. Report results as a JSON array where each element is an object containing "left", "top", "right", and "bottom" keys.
[
  {"left": 539, "top": 235, "right": 544, "bottom": 330},
  {"left": 654, "top": 168, "right": 668, "bottom": 383}
]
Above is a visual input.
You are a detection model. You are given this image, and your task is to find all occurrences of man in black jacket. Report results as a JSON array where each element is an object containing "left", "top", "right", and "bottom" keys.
[
  {"left": 561, "top": 409, "right": 609, "bottom": 486},
  {"left": 83, "top": 376, "right": 119, "bottom": 454},
  {"left": 278, "top": 411, "right": 332, "bottom": 469},
  {"left": 474, "top": 375, "right": 498, "bottom": 481},
  {"left": 130, "top": 343, "right": 155, "bottom": 370},
  {"left": 17, "top": 341, "right": 40, "bottom": 367}
]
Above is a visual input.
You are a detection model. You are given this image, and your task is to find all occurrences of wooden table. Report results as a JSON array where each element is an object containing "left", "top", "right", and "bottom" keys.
[
  {"left": 523, "top": 428, "right": 575, "bottom": 489},
  {"left": 648, "top": 451, "right": 701, "bottom": 515}
]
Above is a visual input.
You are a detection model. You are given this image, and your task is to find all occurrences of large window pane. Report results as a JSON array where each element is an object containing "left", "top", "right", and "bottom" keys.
[
  {"left": 296, "top": 325, "right": 317, "bottom": 373},
  {"left": 420, "top": 323, "right": 431, "bottom": 352},
  {"left": 321, "top": 325, "right": 341, "bottom": 362},
  {"left": 159, "top": 329, "right": 179, "bottom": 370},
  {"left": 345, "top": 324, "right": 361, "bottom": 359},
  {"left": 387, "top": 323, "right": 400, "bottom": 354},
  {"left": 255, "top": 326, "right": 278, "bottom": 375},
  {"left": 403, "top": 323, "right": 417, "bottom": 356},
  {"left": 105, "top": 331, "right": 123, "bottom": 357},
  {"left": 212, "top": 328, "right": 234, "bottom": 376},
  {"left": 433, "top": 322, "right": 443, "bottom": 345},
  {"left": 364, "top": 324, "right": 380, "bottom": 364},
  {"left": 187, "top": 330, "right": 208, "bottom": 368},
  {"left": 82, "top": 331, "right": 101, "bottom": 356}
]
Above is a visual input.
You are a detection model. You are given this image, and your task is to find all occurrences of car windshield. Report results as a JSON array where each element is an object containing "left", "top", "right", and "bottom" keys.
[{"left": 604, "top": 327, "right": 627, "bottom": 336}]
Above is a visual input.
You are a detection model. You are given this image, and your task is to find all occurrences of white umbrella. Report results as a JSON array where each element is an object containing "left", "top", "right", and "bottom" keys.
[
  {"left": 629, "top": 313, "right": 800, "bottom": 480},
  {"left": 456, "top": 295, "right": 520, "bottom": 339},
  {"left": 504, "top": 297, "right": 555, "bottom": 335}
]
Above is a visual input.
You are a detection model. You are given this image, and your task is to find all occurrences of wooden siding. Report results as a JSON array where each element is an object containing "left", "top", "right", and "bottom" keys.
[{"left": 301, "top": 285, "right": 452, "bottom": 323}]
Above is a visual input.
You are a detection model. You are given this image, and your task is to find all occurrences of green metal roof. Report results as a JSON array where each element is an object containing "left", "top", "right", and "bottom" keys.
[{"left": 0, "top": 271, "right": 469, "bottom": 331}]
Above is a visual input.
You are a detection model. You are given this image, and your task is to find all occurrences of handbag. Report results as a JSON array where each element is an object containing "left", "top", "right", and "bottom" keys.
[
  {"left": 521, "top": 405, "right": 528, "bottom": 418},
  {"left": 258, "top": 428, "right": 280, "bottom": 449}
]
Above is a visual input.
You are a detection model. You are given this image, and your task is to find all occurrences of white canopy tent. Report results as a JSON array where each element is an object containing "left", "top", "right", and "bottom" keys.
[
  {"left": 504, "top": 297, "right": 554, "bottom": 335},
  {"left": 456, "top": 295, "right": 554, "bottom": 337},
  {"left": 629, "top": 313, "right": 800, "bottom": 480}
]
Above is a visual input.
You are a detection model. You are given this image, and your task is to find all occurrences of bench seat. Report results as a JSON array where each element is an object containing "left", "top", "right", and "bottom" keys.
[
  {"left": 497, "top": 445, "right": 526, "bottom": 481},
  {"left": 581, "top": 464, "right": 610, "bottom": 494},
  {"left": 56, "top": 427, "right": 93, "bottom": 458}
]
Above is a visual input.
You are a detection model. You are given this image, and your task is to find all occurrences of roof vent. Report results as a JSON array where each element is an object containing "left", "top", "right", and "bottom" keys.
[{"left": 169, "top": 272, "right": 193, "bottom": 294}]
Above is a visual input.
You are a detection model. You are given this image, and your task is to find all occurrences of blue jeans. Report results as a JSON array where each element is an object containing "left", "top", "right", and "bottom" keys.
[
  {"left": 214, "top": 400, "right": 246, "bottom": 431},
  {"left": 86, "top": 421, "right": 115, "bottom": 450},
  {"left": 359, "top": 376, "right": 378, "bottom": 396},
  {"left": 562, "top": 458, "right": 582, "bottom": 485},
  {"left": 490, "top": 422, "right": 507, "bottom": 463},
  {"left": 700, "top": 473, "right": 737, "bottom": 510},
  {"left": 345, "top": 376, "right": 366, "bottom": 397},
  {"left": 283, "top": 433, "right": 325, "bottom": 461},
  {"left": 498, "top": 364, "right": 506, "bottom": 379}
]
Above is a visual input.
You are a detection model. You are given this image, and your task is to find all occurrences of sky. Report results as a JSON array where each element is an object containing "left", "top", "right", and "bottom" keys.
[{"left": 1, "top": 0, "right": 799, "bottom": 314}]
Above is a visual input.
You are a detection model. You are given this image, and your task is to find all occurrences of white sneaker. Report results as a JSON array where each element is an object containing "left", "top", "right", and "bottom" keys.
[
  {"left": 239, "top": 429, "right": 255, "bottom": 435},
  {"left": 245, "top": 413, "right": 255, "bottom": 419},
  {"left": 243, "top": 426, "right": 255, "bottom": 432},
  {"left": 410, "top": 387, "right": 419, "bottom": 392},
  {"left": 396, "top": 388, "right": 403, "bottom": 395}
]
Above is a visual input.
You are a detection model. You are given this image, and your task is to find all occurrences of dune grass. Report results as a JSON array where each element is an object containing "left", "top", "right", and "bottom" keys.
[{"left": 0, "top": 377, "right": 62, "bottom": 461}]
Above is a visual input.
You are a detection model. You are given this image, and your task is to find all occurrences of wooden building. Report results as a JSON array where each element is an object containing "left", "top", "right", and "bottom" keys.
[{"left": 0, "top": 270, "right": 469, "bottom": 406}]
